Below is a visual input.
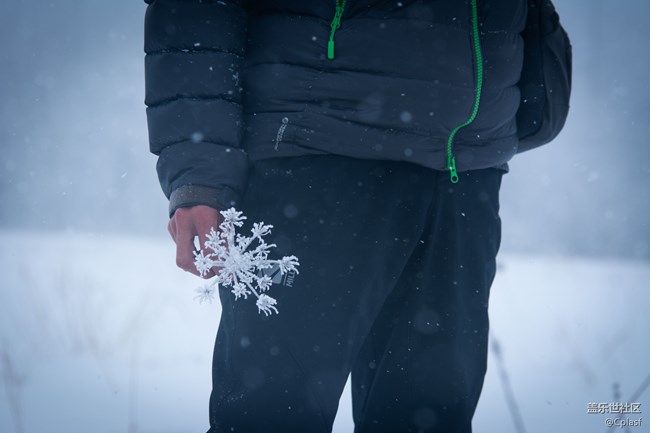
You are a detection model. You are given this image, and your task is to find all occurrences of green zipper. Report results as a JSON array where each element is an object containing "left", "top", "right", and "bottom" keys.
[
  {"left": 328, "top": 0, "right": 346, "bottom": 60},
  {"left": 326, "top": 0, "right": 482, "bottom": 184},
  {"left": 445, "top": 0, "right": 484, "bottom": 183}
]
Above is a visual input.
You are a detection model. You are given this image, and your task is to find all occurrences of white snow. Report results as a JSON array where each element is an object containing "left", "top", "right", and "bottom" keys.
[{"left": 0, "top": 230, "right": 648, "bottom": 433}]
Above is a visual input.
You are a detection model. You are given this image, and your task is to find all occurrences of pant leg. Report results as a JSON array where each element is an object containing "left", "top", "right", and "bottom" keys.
[
  {"left": 206, "top": 155, "right": 439, "bottom": 433},
  {"left": 351, "top": 168, "right": 504, "bottom": 433}
]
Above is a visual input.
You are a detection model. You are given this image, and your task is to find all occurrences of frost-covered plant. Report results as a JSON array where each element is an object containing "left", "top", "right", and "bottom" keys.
[{"left": 193, "top": 208, "right": 299, "bottom": 316}]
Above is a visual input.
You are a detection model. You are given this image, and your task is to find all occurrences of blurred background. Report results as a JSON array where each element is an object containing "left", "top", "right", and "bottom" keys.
[{"left": 0, "top": 1, "right": 648, "bottom": 433}]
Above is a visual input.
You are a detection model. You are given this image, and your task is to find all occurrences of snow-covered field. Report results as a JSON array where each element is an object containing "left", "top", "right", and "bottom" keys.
[{"left": 0, "top": 230, "right": 648, "bottom": 433}]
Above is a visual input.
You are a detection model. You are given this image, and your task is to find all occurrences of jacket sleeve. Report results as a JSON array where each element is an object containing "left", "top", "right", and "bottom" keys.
[{"left": 144, "top": 0, "right": 249, "bottom": 216}]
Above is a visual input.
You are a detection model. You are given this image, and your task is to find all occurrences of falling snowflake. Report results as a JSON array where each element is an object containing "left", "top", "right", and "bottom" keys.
[{"left": 193, "top": 207, "right": 300, "bottom": 315}]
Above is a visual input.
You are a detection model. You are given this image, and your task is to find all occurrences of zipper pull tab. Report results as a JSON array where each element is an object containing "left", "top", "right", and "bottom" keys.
[
  {"left": 328, "top": 40, "right": 335, "bottom": 60},
  {"left": 447, "top": 155, "right": 459, "bottom": 184},
  {"left": 328, "top": 0, "right": 345, "bottom": 60}
]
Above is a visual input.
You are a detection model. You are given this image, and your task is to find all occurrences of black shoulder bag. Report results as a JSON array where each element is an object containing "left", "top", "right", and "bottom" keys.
[{"left": 516, "top": 0, "right": 572, "bottom": 153}]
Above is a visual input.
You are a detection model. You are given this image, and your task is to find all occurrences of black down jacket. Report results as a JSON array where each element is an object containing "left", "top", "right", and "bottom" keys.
[{"left": 144, "top": 0, "right": 526, "bottom": 214}]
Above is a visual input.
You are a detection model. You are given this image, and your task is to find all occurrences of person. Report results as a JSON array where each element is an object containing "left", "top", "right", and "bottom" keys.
[{"left": 143, "top": 1, "right": 526, "bottom": 432}]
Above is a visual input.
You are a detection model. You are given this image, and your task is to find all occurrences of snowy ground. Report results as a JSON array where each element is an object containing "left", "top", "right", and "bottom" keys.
[{"left": 0, "top": 230, "right": 648, "bottom": 433}]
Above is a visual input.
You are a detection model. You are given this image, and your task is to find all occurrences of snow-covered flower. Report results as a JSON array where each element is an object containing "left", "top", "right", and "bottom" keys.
[
  {"left": 231, "top": 282, "right": 250, "bottom": 300},
  {"left": 194, "top": 250, "right": 214, "bottom": 277},
  {"left": 278, "top": 255, "right": 300, "bottom": 274},
  {"left": 251, "top": 222, "right": 273, "bottom": 239},
  {"left": 204, "top": 227, "right": 224, "bottom": 251},
  {"left": 257, "top": 275, "right": 273, "bottom": 292},
  {"left": 194, "top": 284, "right": 216, "bottom": 304},
  {"left": 221, "top": 208, "right": 246, "bottom": 227},
  {"left": 193, "top": 207, "right": 300, "bottom": 315},
  {"left": 256, "top": 294, "right": 278, "bottom": 316}
]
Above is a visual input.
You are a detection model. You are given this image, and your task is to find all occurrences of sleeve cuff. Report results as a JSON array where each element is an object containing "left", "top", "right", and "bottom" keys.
[{"left": 168, "top": 184, "right": 241, "bottom": 218}]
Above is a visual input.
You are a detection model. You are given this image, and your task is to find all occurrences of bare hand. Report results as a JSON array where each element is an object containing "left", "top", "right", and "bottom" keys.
[{"left": 167, "top": 205, "right": 223, "bottom": 278}]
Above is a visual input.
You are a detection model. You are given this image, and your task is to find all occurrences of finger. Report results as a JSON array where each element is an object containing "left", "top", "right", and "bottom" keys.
[
  {"left": 174, "top": 220, "right": 201, "bottom": 277},
  {"left": 167, "top": 217, "right": 177, "bottom": 242}
]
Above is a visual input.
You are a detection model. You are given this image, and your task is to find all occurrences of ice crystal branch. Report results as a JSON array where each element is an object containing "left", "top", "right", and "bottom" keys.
[{"left": 193, "top": 207, "right": 300, "bottom": 316}]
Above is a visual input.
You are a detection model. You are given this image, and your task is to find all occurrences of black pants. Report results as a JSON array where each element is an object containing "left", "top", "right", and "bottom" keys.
[{"left": 206, "top": 155, "right": 504, "bottom": 433}]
